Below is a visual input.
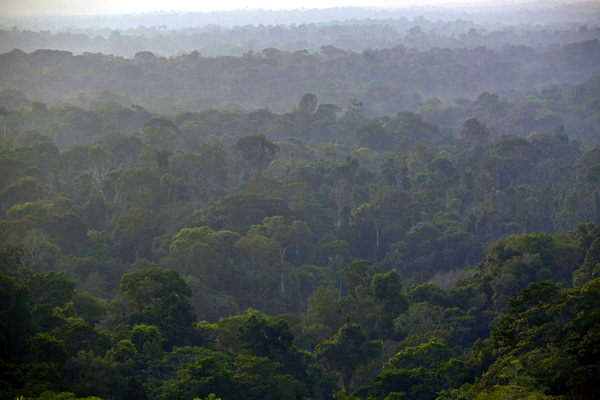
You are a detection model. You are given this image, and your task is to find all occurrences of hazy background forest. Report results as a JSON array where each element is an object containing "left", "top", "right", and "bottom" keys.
[{"left": 1, "top": 2, "right": 600, "bottom": 400}]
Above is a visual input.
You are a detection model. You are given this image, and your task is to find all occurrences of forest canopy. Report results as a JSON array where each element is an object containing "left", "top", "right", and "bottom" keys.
[{"left": 1, "top": 4, "right": 599, "bottom": 400}]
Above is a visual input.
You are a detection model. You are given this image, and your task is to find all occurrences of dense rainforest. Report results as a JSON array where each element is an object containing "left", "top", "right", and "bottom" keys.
[
  {"left": 1, "top": 4, "right": 600, "bottom": 400},
  {"left": 2, "top": 34, "right": 600, "bottom": 120}
]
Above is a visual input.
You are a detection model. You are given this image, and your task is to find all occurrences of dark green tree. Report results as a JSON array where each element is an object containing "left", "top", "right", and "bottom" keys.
[
  {"left": 372, "top": 269, "right": 409, "bottom": 338},
  {"left": 316, "top": 322, "right": 382, "bottom": 390},
  {"left": 119, "top": 268, "right": 196, "bottom": 348}
]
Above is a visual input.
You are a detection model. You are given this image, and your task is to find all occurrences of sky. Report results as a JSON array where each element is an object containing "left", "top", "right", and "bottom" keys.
[{"left": 0, "top": 0, "right": 515, "bottom": 16}]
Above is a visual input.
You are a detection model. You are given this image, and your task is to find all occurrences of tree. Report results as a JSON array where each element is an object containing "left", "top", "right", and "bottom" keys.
[
  {"left": 247, "top": 216, "right": 313, "bottom": 266},
  {"left": 238, "top": 312, "right": 295, "bottom": 360},
  {"left": 372, "top": 269, "right": 409, "bottom": 338},
  {"left": 64, "top": 291, "right": 107, "bottom": 326},
  {"left": 371, "top": 338, "right": 458, "bottom": 400},
  {"left": 129, "top": 323, "right": 164, "bottom": 357},
  {"left": 196, "top": 141, "right": 228, "bottom": 201},
  {"left": 168, "top": 226, "right": 221, "bottom": 281},
  {"left": 385, "top": 338, "right": 454, "bottom": 370},
  {"left": 157, "top": 352, "right": 234, "bottom": 400},
  {"left": 195, "top": 192, "right": 290, "bottom": 233},
  {"left": 114, "top": 206, "right": 162, "bottom": 262},
  {"left": 304, "top": 286, "right": 345, "bottom": 334},
  {"left": 461, "top": 118, "right": 490, "bottom": 143},
  {"left": 0, "top": 244, "right": 31, "bottom": 282},
  {"left": 342, "top": 259, "right": 377, "bottom": 299},
  {"left": 295, "top": 93, "right": 318, "bottom": 119},
  {"left": 115, "top": 167, "right": 162, "bottom": 207},
  {"left": 0, "top": 175, "right": 45, "bottom": 212},
  {"left": 234, "top": 354, "right": 307, "bottom": 400},
  {"left": 233, "top": 235, "right": 285, "bottom": 311},
  {"left": 85, "top": 143, "right": 112, "bottom": 199},
  {"left": 28, "top": 332, "right": 68, "bottom": 367},
  {"left": 29, "top": 271, "right": 76, "bottom": 330},
  {"left": 54, "top": 318, "right": 112, "bottom": 358},
  {"left": 139, "top": 117, "right": 180, "bottom": 151},
  {"left": 354, "top": 121, "right": 394, "bottom": 152},
  {"left": 480, "top": 232, "right": 582, "bottom": 310},
  {"left": 112, "top": 135, "right": 144, "bottom": 168},
  {"left": 479, "top": 276, "right": 600, "bottom": 399},
  {"left": 119, "top": 268, "right": 196, "bottom": 347},
  {"left": 233, "top": 134, "right": 279, "bottom": 181},
  {"left": 316, "top": 322, "right": 382, "bottom": 389}
]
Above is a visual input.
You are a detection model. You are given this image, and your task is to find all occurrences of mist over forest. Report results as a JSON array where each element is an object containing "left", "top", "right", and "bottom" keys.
[
  {"left": 1, "top": 2, "right": 600, "bottom": 400},
  {"left": 1, "top": 3, "right": 599, "bottom": 57}
]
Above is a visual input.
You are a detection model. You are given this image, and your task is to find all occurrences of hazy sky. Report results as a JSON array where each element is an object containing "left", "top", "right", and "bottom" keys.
[{"left": 1, "top": 0, "right": 513, "bottom": 16}]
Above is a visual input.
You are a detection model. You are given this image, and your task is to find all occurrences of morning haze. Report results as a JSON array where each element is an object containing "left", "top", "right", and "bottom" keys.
[{"left": 0, "top": 1, "right": 599, "bottom": 399}]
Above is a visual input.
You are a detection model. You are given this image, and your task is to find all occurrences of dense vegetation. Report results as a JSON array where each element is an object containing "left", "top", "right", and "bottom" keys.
[
  {"left": 1, "top": 5, "right": 600, "bottom": 400},
  {"left": 2, "top": 4, "right": 600, "bottom": 57},
  {"left": 2, "top": 37, "right": 600, "bottom": 122}
]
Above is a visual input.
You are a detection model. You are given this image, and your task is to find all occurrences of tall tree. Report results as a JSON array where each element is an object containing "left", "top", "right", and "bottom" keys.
[{"left": 316, "top": 322, "right": 382, "bottom": 389}]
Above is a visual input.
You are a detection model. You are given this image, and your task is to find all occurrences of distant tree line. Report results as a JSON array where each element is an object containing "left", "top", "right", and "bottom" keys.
[
  {"left": 1, "top": 9, "right": 599, "bottom": 57},
  {"left": 0, "top": 38, "right": 599, "bottom": 137}
]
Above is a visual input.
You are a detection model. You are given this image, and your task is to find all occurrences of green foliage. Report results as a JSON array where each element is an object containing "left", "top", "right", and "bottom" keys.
[
  {"left": 475, "top": 277, "right": 600, "bottom": 399},
  {"left": 1, "top": 32, "right": 600, "bottom": 399},
  {"left": 372, "top": 269, "right": 409, "bottom": 338},
  {"left": 385, "top": 338, "right": 454, "bottom": 370},
  {"left": 63, "top": 291, "right": 107, "bottom": 326},
  {"left": 233, "top": 134, "right": 279, "bottom": 178},
  {"left": 238, "top": 312, "right": 294, "bottom": 358},
  {"left": 354, "top": 122, "right": 395, "bottom": 152},
  {"left": 0, "top": 244, "right": 30, "bottom": 283},
  {"left": 304, "top": 286, "right": 345, "bottom": 331},
  {"left": 316, "top": 322, "right": 382, "bottom": 389},
  {"left": 119, "top": 268, "right": 196, "bottom": 348},
  {"left": 479, "top": 232, "right": 584, "bottom": 309},
  {"left": 120, "top": 268, "right": 192, "bottom": 311},
  {"left": 367, "top": 338, "right": 465, "bottom": 400},
  {"left": 194, "top": 192, "right": 290, "bottom": 233},
  {"left": 28, "top": 333, "right": 68, "bottom": 368},
  {"left": 142, "top": 346, "right": 231, "bottom": 399}
]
